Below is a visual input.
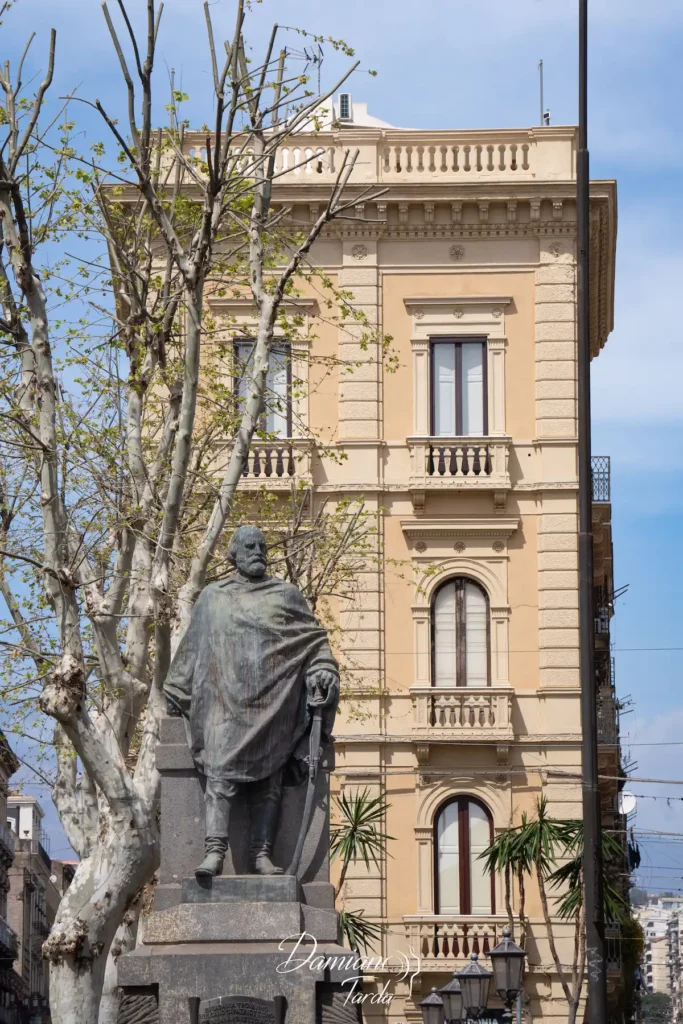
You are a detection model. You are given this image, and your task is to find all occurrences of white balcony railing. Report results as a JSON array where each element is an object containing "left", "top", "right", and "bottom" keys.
[
  {"left": 237, "top": 440, "right": 314, "bottom": 489},
  {"left": 397, "top": 917, "right": 506, "bottom": 970},
  {"left": 408, "top": 437, "right": 511, "bottom": 494},
  {"left": 411, "top": 687, "right": 514, "bottom": 743}
]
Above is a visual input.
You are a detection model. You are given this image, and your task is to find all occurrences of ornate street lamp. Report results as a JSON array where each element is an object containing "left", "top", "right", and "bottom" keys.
[
  {"left": 439, "top": 972, "right": 464, "bottom": 1023},
  {"left": 489, "top": 927, "right": 526, "bottom": 1021},
  {"left": 419, "top": 987, "right": 445, "bottom": 1024},
  {"left": 457, "top": 953, "right": 492, "bottom": 1021}
]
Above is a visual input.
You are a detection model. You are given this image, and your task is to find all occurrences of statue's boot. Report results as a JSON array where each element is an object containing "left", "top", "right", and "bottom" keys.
[
  {"left": 195, "top": 835, "right": 228, "bottom": 877},
  {"left": 250, "top": 799, "right": 283, "bottom": 875}
]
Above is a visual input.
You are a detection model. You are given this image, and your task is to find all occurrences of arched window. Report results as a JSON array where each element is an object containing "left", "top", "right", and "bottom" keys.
[
  {"left": 432, "top": 577, "right": 490, "bottom": 687},
  {"left": 435, "top": 797, "right": 494, "bottom": 915}
]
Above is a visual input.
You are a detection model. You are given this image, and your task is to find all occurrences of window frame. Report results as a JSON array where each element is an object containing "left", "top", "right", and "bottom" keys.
[
  {"left": 433, "top": 796, "right": 495, "bottom": 916},
  {"left": 429, "top": 336, "right": 489, "bottom": 437},
  {"left": 430, "top": 576, "right": 492, "bottom": 688},
  {"left": 232, "top": 338, "right": 293, "bottom": 439}
]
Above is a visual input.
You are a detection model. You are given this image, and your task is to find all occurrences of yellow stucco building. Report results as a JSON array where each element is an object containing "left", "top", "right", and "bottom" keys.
[{"left": 200, "top": 97, "right": 619, "bottom": 1022}]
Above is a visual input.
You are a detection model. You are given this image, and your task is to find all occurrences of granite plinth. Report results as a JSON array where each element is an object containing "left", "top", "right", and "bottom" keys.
[
  {"left": 143, "top": 900, "right": 339, "bottom": 944},
  {"left": 119, "top": 944, "right": 363, "bottom": 1024},
  {"left": 183, "top": 875, "right": 302, "bottom": 904}
]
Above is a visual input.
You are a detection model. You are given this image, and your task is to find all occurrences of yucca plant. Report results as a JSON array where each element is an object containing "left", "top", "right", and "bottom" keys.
[
  {"left": 330, "top": 789, "right": 394, "bottom": 952},
  {"left": 336, "top": 909, "right": 384, "bottom": 954}
]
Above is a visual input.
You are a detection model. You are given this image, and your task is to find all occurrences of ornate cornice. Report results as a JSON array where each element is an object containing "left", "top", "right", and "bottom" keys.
[{"left": 400, "top": 516, "right": 519, "bottom": 540}]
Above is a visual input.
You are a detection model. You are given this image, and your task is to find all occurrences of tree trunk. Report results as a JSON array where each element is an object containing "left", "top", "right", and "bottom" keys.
[
  {"left": 98, "top": 899, "right": 141, "bottom": 1024},
  {"left": 45, "top": 820, "right": 157, "bottom": 1024}
]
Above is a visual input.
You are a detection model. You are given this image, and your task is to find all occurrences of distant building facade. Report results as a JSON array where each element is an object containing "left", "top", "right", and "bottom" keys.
[
  {"left": 0, "top": 734, "right": 19, "bottom": 1024},
  {"left": 635, "top": 897, "right": 683, "bottom": 1016},
  {"left": 6, "top": 797, "right": 62, "bottom": 1024}
]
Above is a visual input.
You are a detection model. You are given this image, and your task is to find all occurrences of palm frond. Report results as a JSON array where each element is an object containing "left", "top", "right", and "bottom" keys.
[
  {"left": 338, "top": 909, "right": 383, "bottom": 953},
  {"left": 330, "top": 788, "right": 394, "bottom": 870}
]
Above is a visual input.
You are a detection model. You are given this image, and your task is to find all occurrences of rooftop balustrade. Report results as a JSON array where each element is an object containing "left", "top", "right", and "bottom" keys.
[{"left": 178, "top": 125, "right": 577, "bottom": 188}]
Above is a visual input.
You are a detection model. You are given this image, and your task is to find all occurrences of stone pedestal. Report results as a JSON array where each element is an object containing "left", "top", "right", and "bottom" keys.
[{"left": 117, "top": 718, "right": 360, "bottom": 1024}]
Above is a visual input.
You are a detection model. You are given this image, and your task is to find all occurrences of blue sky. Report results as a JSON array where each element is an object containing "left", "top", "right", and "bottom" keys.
[{"left": 5, "top": 0, "right": 683, "bottom": 884}]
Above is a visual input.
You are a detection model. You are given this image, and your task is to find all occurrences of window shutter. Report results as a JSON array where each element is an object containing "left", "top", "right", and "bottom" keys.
[
  {"left": 464, "top": 582, "right": 488, "bottom": 686},
  {"left": 461, "top": 342, "right": 484, "bottom": 435},
  {"left": 433, "top": 344, "right": 456, "bottom": 436},
  {"left": 434, "top": 583, "right": 457, "bottom": 686},
  {"left": 267, "top": 348, "right": 289, "bottom": 437},
  {"left": 437, "top": 802, "right": 461, "bottom": 914},
  {"left": 468, "top": 801, "right": 493, "bottom": 915}
]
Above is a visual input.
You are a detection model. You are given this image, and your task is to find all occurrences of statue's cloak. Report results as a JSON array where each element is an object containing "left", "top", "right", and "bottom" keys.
[{"left": 164, "top": 577, "right": 337, "bottom": 783}]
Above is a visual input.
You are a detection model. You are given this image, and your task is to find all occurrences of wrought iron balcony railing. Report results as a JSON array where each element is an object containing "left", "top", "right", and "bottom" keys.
[
  {"left": 591, "top": 455, "right": 611, "bottom": 502},
  {"left": 597, "top": 687, "right": 618, "bottom": 747},
  {"left": 0, "top": 824, "right": 14, "bottom": 867},
  {"left": 0, "top": 918, "right": 18, "bottom": 961}
]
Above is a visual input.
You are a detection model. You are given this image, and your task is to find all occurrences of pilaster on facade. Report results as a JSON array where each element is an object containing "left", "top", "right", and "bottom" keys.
[
  {"left": 338, "top": 240, "right": 381, "bottom": 441},
  {"left": 535, "top": 239, "right": 578, "bottom": 440},
  {"left": 537, "top": 505, "right": 581, "bottom": 690}
]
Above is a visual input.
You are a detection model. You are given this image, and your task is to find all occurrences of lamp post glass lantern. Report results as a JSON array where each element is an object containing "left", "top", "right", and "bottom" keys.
[
  {"left": 420, "top": 987, "right": 445, "bottom": 1024},
  {"left": 489, "top": 927, "right": 526, "bottom": 1012},
  {"left": 457, "top": 953, "right": 493, "bottom": 1021},
  {"left": 439, "top": 972, "right": 464, "bottom": 1023}
]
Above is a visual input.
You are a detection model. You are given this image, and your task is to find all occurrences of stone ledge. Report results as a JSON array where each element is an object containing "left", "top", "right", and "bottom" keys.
[
  {"left": 182, "top": 875, "right": 302, "bottom": 905},
  {"left": 143, "top": 901, "right": 339, "bottom": 944}
]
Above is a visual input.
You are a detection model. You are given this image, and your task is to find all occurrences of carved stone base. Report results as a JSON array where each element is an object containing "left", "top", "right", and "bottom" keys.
[{"left": 118, "top": 987, "right": 159, "bottom": 1024}]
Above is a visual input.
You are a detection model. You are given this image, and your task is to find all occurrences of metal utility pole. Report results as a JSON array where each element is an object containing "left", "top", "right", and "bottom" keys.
[{"left": 577, "top": 0, "right": 608, "bottom": 1021}]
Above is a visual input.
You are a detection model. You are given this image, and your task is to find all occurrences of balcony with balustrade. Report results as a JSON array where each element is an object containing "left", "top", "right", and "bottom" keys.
[
  {"left": 383, "top": 917, "right": 507, "bottom": 972},
  {"left": 407, "top": 436, "right": 511, "bottom": 499},
  {"left": 235, "top": 439, "right": 315, "bottom": 490},
  {"left": 411, "top": 687, "right": 514, "bottom": 745}
]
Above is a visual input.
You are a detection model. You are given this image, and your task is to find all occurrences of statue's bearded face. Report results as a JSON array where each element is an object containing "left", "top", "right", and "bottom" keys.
[{"left": 232, "top": 528, "right": 268, "bottom": 580}]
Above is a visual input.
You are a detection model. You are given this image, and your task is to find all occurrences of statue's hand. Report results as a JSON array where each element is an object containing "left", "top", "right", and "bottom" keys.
[{"left": 306, "top": 668, "right": 339, "bottom": 708}]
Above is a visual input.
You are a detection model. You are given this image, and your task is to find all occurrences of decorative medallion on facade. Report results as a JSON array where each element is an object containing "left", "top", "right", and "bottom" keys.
[
  {"left": 491, "top": 307, "right": 503, "bottom": 319},
  {"left": 492, "top": 540, "right": 505, "bottom": 553},
  {"left": 351, "top": 244, "right": 368, "bottom": 261},
  {"left": 453, "top": 307, "right": 464, "bottom": 318},
  {"left": 549, "top": 242, "right": 563, "bottom": 259},
  {"left": 454, "top": 541, "right": 466, "bottom": 553},
  {"left": 415, "top": 541, "right": 427, "bottom": 553},
  {"left": 413, "top": 309, "right": 425, "bottom": 320},
  {"left": 449, "top": 245, "right": 465, "bottom": 261}
]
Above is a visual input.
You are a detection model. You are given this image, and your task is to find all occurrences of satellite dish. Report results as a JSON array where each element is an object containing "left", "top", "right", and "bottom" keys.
[{"left": 618, "top": 791, "right": 637, "bottom": 815}]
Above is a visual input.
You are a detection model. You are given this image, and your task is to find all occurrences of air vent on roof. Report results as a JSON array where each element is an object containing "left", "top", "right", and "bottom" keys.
[{"left": 338, "top": 93, "right": 352, "bottom": 121}]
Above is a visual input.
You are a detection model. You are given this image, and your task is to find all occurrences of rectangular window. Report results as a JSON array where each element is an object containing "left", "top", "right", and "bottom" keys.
[
  {"left": 234, "top": 341, "right": 292, "bottom": 438},
  {"left": 430, "top": 339, "right": 487, "bottom": 436}
]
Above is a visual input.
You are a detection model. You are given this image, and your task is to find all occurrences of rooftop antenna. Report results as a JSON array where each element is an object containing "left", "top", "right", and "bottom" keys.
[{"left": 539, "top": 59, "right": 551, "bottom": 126}]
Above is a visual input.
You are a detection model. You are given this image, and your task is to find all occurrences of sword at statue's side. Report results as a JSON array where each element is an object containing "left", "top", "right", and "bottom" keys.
[{"left": 287, "top": 704, "right": 323, "bottom": 877}]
